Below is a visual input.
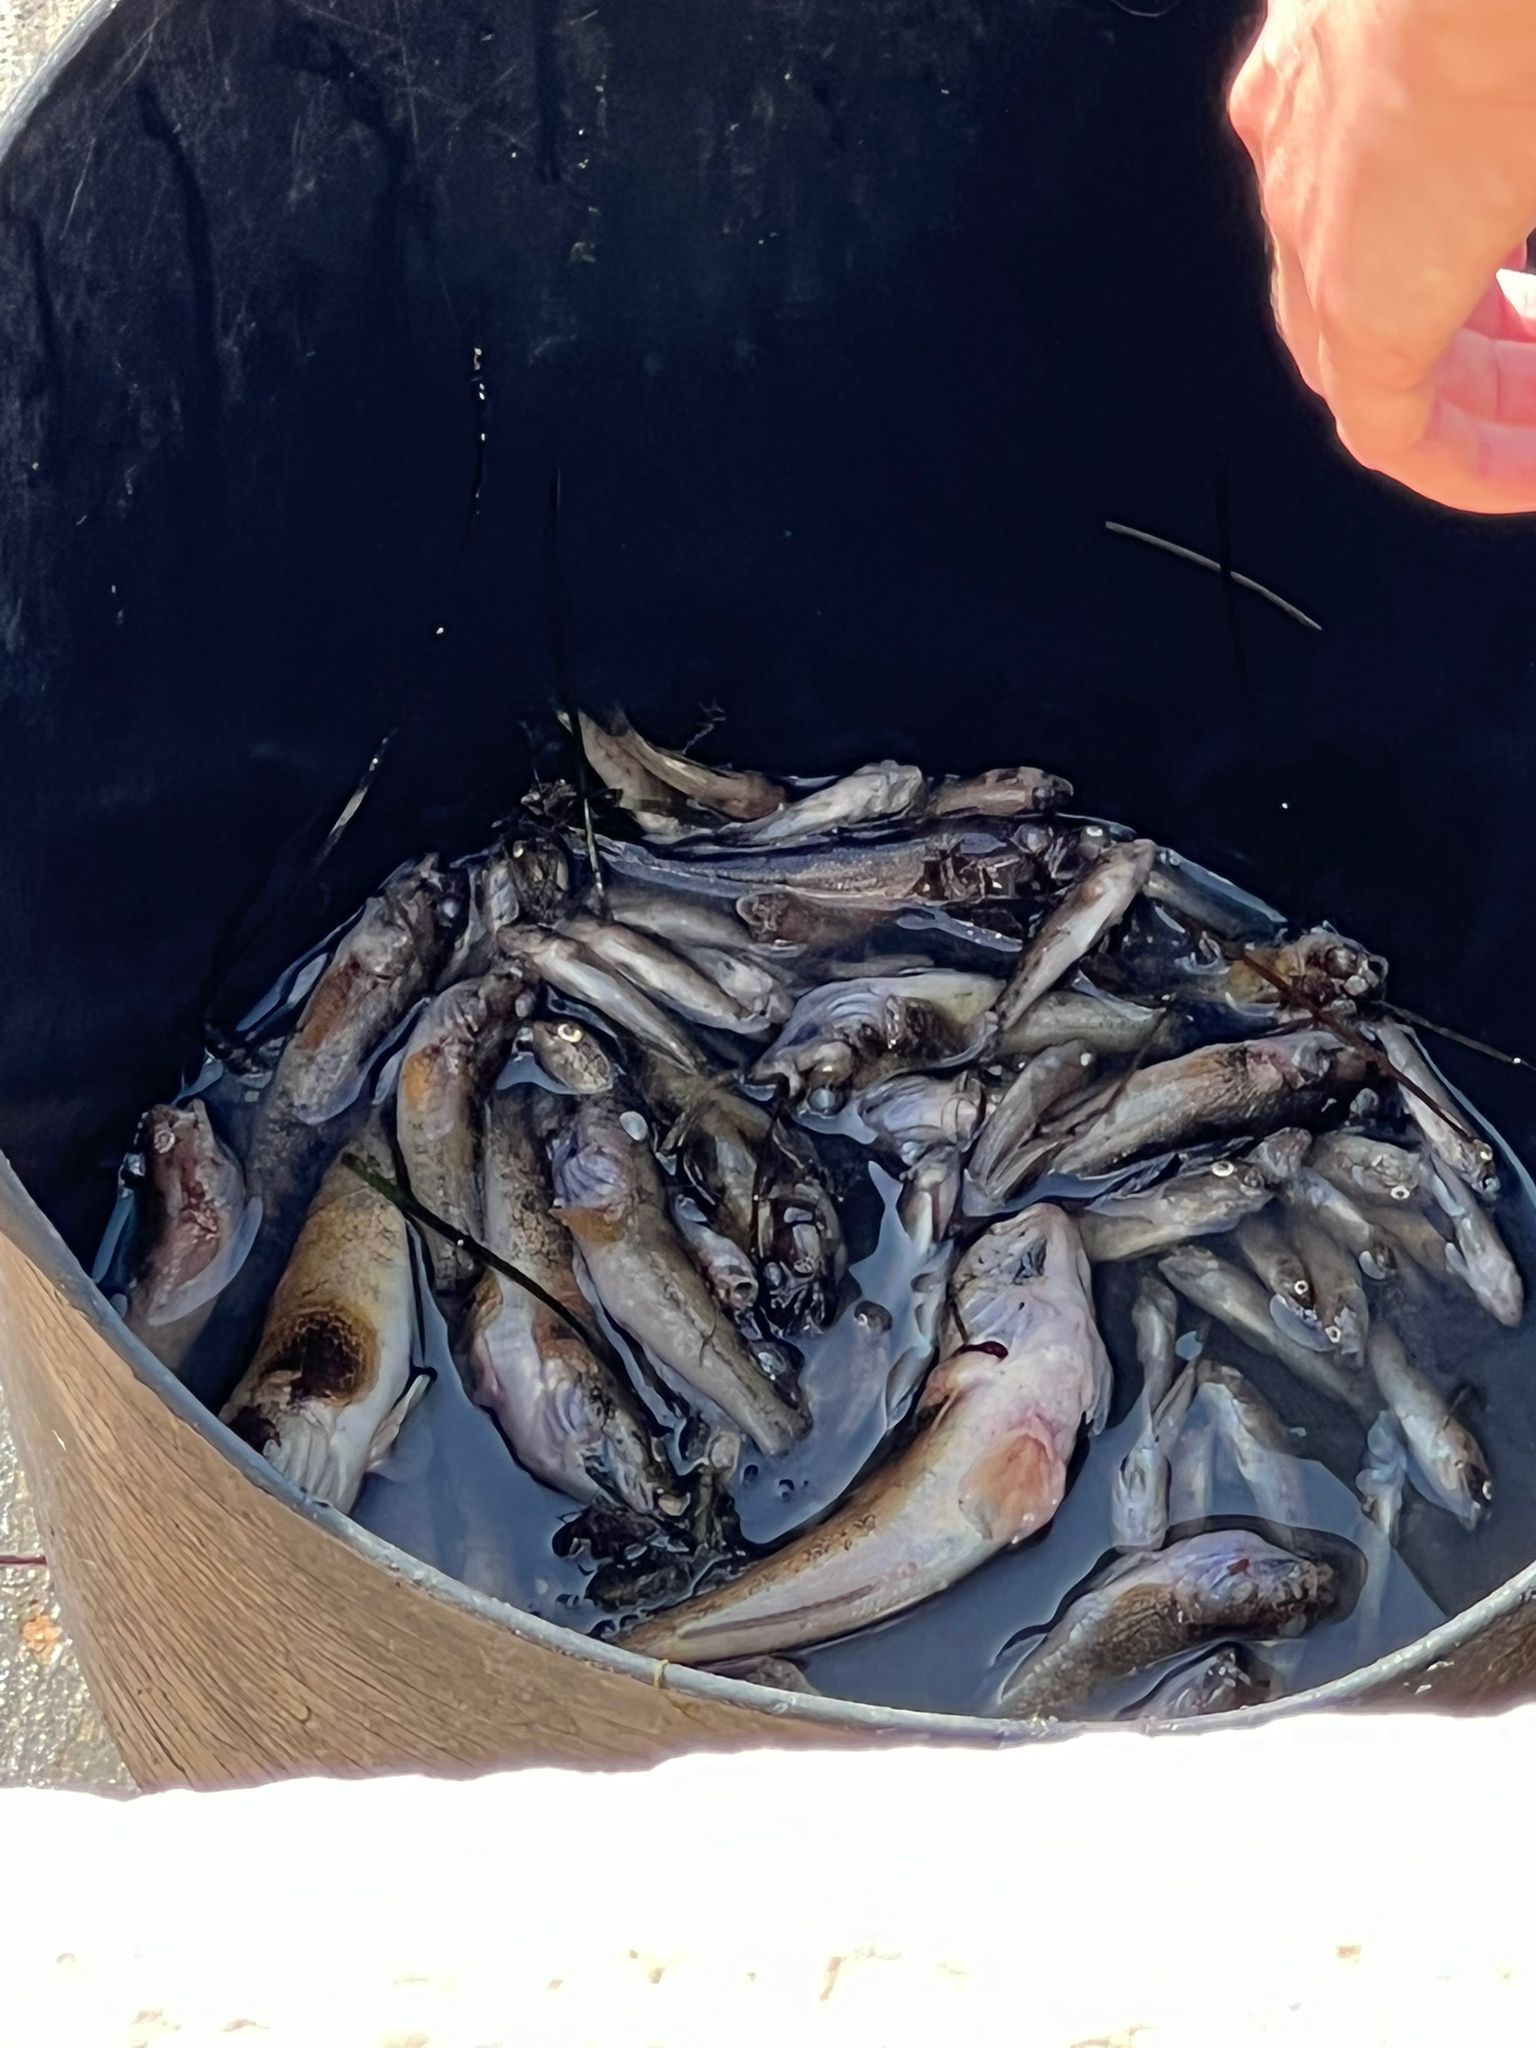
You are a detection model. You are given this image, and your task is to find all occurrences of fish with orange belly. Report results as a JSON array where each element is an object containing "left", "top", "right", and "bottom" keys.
[{"left": 623, "top": 1202, "right": 1111, "bottom": 1665}]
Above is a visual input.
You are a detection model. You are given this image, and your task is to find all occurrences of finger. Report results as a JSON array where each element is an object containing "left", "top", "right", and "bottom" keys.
[
  {"left": 1465, "top": 268, "right": 1536, "bottom": 343},
  {"left": 1270, "top": 241, "right": 1323, "bottom": 394},
  {"left": 1423, "top": 391, "right": 1536, "bottom": 508}
]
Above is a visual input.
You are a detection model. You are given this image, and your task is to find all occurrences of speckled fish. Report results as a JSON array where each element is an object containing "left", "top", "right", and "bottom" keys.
[
  {"left": 963, "top": 1040, "right": 1097, "bottom": 1209},
  {"left": 1131, "top": 1271, "right": 1180, "bottom": 1411},
  {"left": 582, "top": 709, "right": 785, "bottom": 824},
  {"left": 560, "top": 914, "right": 777, "bottom": 1035},
  {"left": 500, "top": 927, "right": 706, "bottom": 1071},
  {"left": 997, "top": 1530, "right": 1335, "bottom": 1720},
  {"left": 1365, "top": 1323, "right": 1491, "bottom": 1528},
  {"left": 220, "top": 1124, "right": 424, "bottom": 1511},
  {"left": 466, "top": 1092, "right": 680, "bottom": 1516},
  {"left": 1195, "top": 1359, "right": 1307, "bottom": 1530},
  {"left": 1111, "top": 1366, "right": 1196, "bottom": 1551},
  {"left": 1310, "top": 1132, "right": 1426, "bottom": 1208},
  {"left": 1430, "top": 1165, "right": 1524, "bottom": 1327},
  {"left": 705, "top": 760, "right": 927, "bottom": 848},
  {"left": 623, "top": 1204, "right": 1111, "bottom": 1664},
  {"left": 1282, "top": 1168, "right": 1398, "bottom": 1281},
  {"left": 396, "top": 967, "right": 531, "bottom": 1293},
  {"left": 1372, "top": 1021, "right": 1500, "bottom": 1200},
  {"left": 121, "top": 1101, "right": 262, "bottom": 1374},
  {"left": 1159, "top": 1246, "right": 1373, "bottom": 1416},
  {"left": 265, "top": 856, "right": 468, "bottom": 1129},
  {"left": 524, "top": 1017, "right": 617, "bottom": 1095},
  {"left": 1047, "top": 1032, "right": 1369, "bottom": 1180},
  {"left": 991, "top": 838, "right": 1156, "bottom": 1033},
  {"left": 928, "top": 765, "right": 1073, "bottom": 817},
  {"left": 673, "top": 1198, "right": 759, "bottom": 1314},
  {"left": 752, "top": 970, "right": 1002, "bottom": 1109},
  {"left": 857, "top": 1071, "right": 984, "bottom": 1163},
  {"left": 551, "top": 1098, "right": 806, "bottom": 1454},
  {"left": 614, "top": 819, "right": 1050, "bottom": 907},
  {"left": 1079, "top": 1160, "right": 1271, "bottom": 1263},
  {"left": 1132, "top": 1645, "right": 1269, "bottom": 1720},
  {"left": 1233, "top": 1209, "right": 1318, "bottom": 1344},
  {"left": 1290, "top": 1214, "right": 1370, "bottom": 1358}
]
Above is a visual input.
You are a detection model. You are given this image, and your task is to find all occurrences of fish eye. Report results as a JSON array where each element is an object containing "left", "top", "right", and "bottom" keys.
[
  {"left": 557, "top": 1022, "right": 583, "bottom": 1043},
  {"left": 1210, "top": 1159, "right": 1235, "bottom": 1178},
  {"left": 1390, "top": 1184, "right": 1411, "bottom": 1202}
]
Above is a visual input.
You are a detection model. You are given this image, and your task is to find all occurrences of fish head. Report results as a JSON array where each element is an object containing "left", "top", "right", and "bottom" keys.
[
  {"left": 1173, "top": 1531, "right": 1336, "bottom": 1637},
  {"left": 529, "top": 1018, "right": 617, "bottom": 1095},
  {"left": 1247, "top": 1127, "right": 1312, "bottom": 1184},
  {"left": 551, "top": 1105, "right": 642, "bottom": 1235},
  {"left": 1432, "top": 1424, "right": 1493, "bottom": 1528},
  {"left": 505, "top": 834, "right": 571, "bottom": 924}
]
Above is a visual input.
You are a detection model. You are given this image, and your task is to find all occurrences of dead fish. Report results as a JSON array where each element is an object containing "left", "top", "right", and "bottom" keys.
[
  {"left": 1357, "top": 1411, "right": 1408, "bottom": 1544},
  {"left": 440, "top": 842, "right": 531, "bottom": 984},
  {"left": 1430, "top": 1165, "right": 1524, "bottom": 1327},
  {"left": 705, "top": 760, "right": 927, "bottom": 848},
  {"left": 623, "top": 1204, "right": 1111, "bottom": 1663},
  {"left": 1310, "top": 1132, "right": 1426, "bottom": 1208},
  {"left": 121, "top": 1101, "right": 262, "bottom": 1374},
  {"left": 1365, "top": 1322, "right": 1491, "bottom": 1528},
  {"left": 995, "top": 987, "right": 1162, "bottom": 1059},
  {"left": 1078, "top": 1160, "right": 1271, "bottom": 1263},
  {"left": 733, "top": 890, "right": 879, "bottom": 949},
  {"left": 1372, "top": 1021, "right": 1500, "bottom": 1200},
  {"left": 1111, "top": 1366, "right": 1196, "bottom": 1551},
  {"left": 467, "top": 1092, "right": 680, "bottom": 1517},
  {"left": 997, "top": 1529, "right": 1335, "bottom": 1720},
  {"left": 1131, "top": 1271, "right": 1180, "bottom": 1411},
  {"left": 396, "top": 967, "right": 531, "bottom": 1294},
  {"left": 858, "top": 1071, "right": 984, "bottom": 1162},
  {"left": 991, "top": 839, "right": 1156, "bottom": 1033},
  {"left": 1218, "top": 930, "right": 1386, "bottom": 1015},
  {"left": 575, "top": 712, "right": 716, "bottom": 840},
  {"left": 928, "top": 765, "right": 1073, "bottom": 816},
  {"left": 1233, "top": 1209, "right": 1318, "bottom": 1343},
  {"left": 1282, "top": 1168, "right": 1398, "bottom": 1281},
  {"left": 524, "top": 1017, "right": 617, "bottom": 1095},
  {"left": 673, "top": 1198, "right": 760, "bottom": 1315},
  {"left": 1274, "top": 1220, "right": 1369, "bottom": 1366},
  {"left": 1195, "top": 1359, "right": 1307, "bottom": 1530},
  {"left": 675, "top": 943, "right": 793, "bottom": 1029},
  {"left": 551, "top": 1098, "right": 806, "bottom": 1454},
  {"left": 752, "top": 971, "right": 1001, "bottom": 1108},
  {"left": 220, "top": 1124, "right": 425, "bottom": 1511},
  {"left": 1132, "top": 1644, "right": 1269, "bottom": 1719},
  {"left": 1167, "top": 1404, "right": 1217, "bottom": 1524},
  {"left": 1246, "top": 1127, "right": 1313, "bottom": 1186},
  {"left": 963, "top": 1041, "right": 1097, "bottom": 1209},
  {"left": 618, "top": 819, "right": 1049, "bottom": 907},
  {"left": 560, "top": 914, "right": 776, "bottom": 1035},
  {"left": 1356, "top": 1196, "right": 1456, "bottom": 1288},
  {"left": 1159, "top": 1246, "right": 1373, "bottom": 1416},
  {"left": 604, "top": 884, "right": 755, "bottom": 953},
  {"left": 1047, "top": 1031, "right": 1368, "bottom": 1180},
  {"left": 500, "top": 927, "right": 706, "bottom": 1071},
  {"left": 265, "top": 856, "right": 468, "bottom": 1129},
  {"left": 582, "top": 708, "right": 784, "bottom": 823}
]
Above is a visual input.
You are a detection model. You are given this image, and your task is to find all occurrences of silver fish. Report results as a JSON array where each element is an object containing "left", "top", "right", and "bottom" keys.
[
  {"left": 440, "top": 838, "right": 556, "bottom": 984},
  {"left": 928, "top": 765, "right": 1073, "bottom": 817},
  {"left": 1132, "top": 1645, "right": 1269, "bottom": 1719},
  {"left": 1233, "top": 1209, "right": 1317, "bottom": 1335},
  {"left": 998, "top": 1530, "right": 1335, "bottom": 1719},
  {"left": 501, "top": 927, "right": 706, "bottom": 1071},
  {"left": 858, "top": 1071, "right": 984, "bottom": 1162},
  {"left": 616, "top": 819, "right": 1050, "bottom": 907},
  {"left": 121, "top": 1101, "right": 262, "bottom": 1374},
  {"left": 964, "top": 1041, "right": 1097, "bottom": 1209},
  {"left": 1357, "top": 1411, "right": 1408, "bottom": 1543},
  {"left": 524, "top": 1017, "right": 617, "bottom": 1095},
  {"left": 1159, "top": 1246, "right": 1373, "bottom": 1416},
  {"left": 1310, "top": 1132, "right": 1426, "bottom": 1208},
  {"left": 1195, "top": 1359, "right": 1307, "bottom": 1530},
  {"left": 220, "top": 1124, "right": 425, "bottom": 1511},
  {"left": 551, "top": 1098, "right": 806, "bottom": 1455},
  {"left": 676, "top": 943, "right": 793, "bottom": 1029},
  {"left": 1282, "top": 1168, "right": 1398, "bottom": 1281},
  {"left": 1110, "top": 1366, "right": 1196, "bottom": 1551},
  {"left": 580, "top": 709, "right": 784, "bottom": 823},
  {"left": 706, "top": 760, "right": 926, "bottom": 848},
  {"left": 1357, "top": 1195, "right": 1457, "bottom": 1288},
  {"left": 624, "top": 1205, "right": 1111, "bottom": 1663},
  {"left": 604, "top": 884, "right": 755, "bottom": 952},
  {"left": 1365, "top": 1323, "right": 1491, "bottom": 1528},
  {"left": 991, "top": 839, "right": 1156, "bottom": 1032},
  {"left": 1131, "top": 1271, "right": 1180, "bottom": 1411},
  {"left": 266, "top": 856, "right": 468, "bottom": 1129},
  {"left": 1048, "top": 1032, "right": 1368, "bottom": 1180},
  {"left": 1372, "top": 1021, "right": 1500, "bottom": 1199},
  {"left": 396, "top": 967, "right": 530, "bottom": 1293},
  {"left": 1431, "top": 1166, "right": 1524, "bottom": 1327},
  {"left": 994, "top": 987, "right": 1162, "bottom": 1059},
  {"left": 1078, "top": 1160, "right": 1271, "bottom": 1263},
  {"left": 467, "top": 1093, "right": 679, "bottom": 1516},
  {"left": 560, "top": 914, "right": 775, "bottom": 1035},
  {"left": 576, "top": 712, "right": 715, "bottom": 840},
  {"left": 752, "top": 970, "right": 1001, "bottom": 1108},
  {"left": 673, "top": 1198, "right": 760, "bottom": 1315}
]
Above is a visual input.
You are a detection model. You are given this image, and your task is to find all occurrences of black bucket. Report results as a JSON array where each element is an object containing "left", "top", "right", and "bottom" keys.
[{"left": 4, "top": 0, "right": 1536, "bottom": 1748}]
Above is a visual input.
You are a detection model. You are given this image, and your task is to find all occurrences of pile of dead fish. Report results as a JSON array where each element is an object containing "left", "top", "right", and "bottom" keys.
[{"left": 108, "top": 708, "right": 1524, "bottom": 1722}]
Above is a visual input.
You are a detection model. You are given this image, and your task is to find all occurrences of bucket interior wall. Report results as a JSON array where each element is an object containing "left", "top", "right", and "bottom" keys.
[{"left": 3, "top": 0, "right": 1536, "bottom": 1671}]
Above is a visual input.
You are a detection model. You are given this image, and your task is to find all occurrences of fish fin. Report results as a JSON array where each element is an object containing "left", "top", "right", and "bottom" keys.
[
  {"left": 365, "top": 1375, "right": 433, "bottom": 1476},
  {"left": 263, "top": 1406, "right": 344, "bottom": 1506},
  {"left": 959, "top": 1429, "right": 1064, "bottom": 1544},
  {"left": 145, "top": 1197, "right": 265, "bottom": 1327},
  {"left": 1086, "top": 1335, "right": 1114, "bottom": 1436}
]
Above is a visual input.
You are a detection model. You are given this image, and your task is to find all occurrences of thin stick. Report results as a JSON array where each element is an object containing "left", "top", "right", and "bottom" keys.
[
  {"left": 544, "top": 468, "right": 607, "bottom": 911},
  {"left": 0, "top": 1555, "right": 46, "bottom": 1568},
  {"left": 341, "top": 1152, "right": 613, "bottom": 1361},
  {"left": 1384, "top": 1002, "right": 1531, "bottom": 1072},
  {"left": 1105, "top": 521, "right": 1322, "bottom": 631}
]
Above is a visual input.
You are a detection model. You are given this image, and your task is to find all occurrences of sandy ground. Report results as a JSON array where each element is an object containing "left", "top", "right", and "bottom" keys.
[{"left": 0, "top": 0, "right": 133, "bottom": 1792}]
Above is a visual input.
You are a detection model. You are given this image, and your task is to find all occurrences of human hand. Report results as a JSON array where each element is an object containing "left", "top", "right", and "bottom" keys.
[{"left": 1229, "top": 0, "right": 1536, "bottom": 512}]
